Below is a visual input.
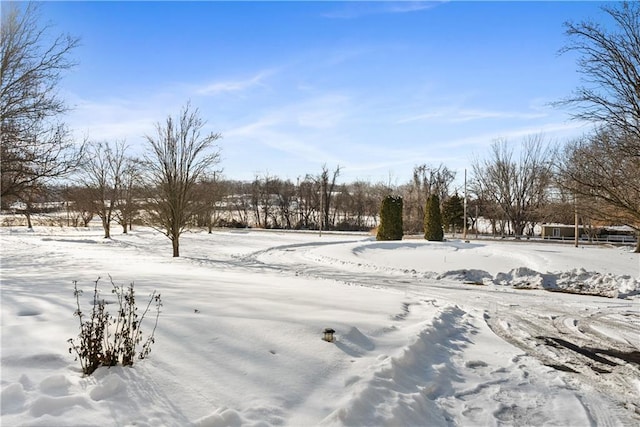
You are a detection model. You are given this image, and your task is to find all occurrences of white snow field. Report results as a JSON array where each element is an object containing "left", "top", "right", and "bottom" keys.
[{"left": 1, "top": 226, "right": 639, "bottom": 426}]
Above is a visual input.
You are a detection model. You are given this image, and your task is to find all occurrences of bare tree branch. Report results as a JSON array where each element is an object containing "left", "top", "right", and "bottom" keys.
[{"left": 555, "top": 1, "right": 640, "bottom": 155}]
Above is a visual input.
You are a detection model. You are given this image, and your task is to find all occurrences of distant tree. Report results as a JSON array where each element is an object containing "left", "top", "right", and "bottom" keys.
[
  {"left": 250, "top": 175, "right": 265, "bottom": 228},
  {"left": 442, "top": 193, "right": 464, "bottom": 234},
  {"left": 79, "top": 141, "right": 129, "bottom": 238},
  {"left": 472, "top": 135, "right": 554, "bottom": 237},
  {"left": 1, "top": 2, "right": 82, "bottom": 204},
  {"left": 14, "top": 183, "right": 45, "bottom": 229},
  {"left": 377, "top": 195, "right": 403, "bottom": 241},
  {"left": 273, "top": 178, "right": 296, "bottom": 229},
  {"left": 144, "top": 103, "right": 221, "bottom": 257},
  {"left": 297, "top": 176, "right": 319, "bottom": 229},
  {"left": 402, "top": 164, "right": 455, "bottom": 233},
  {"left": 558, "top": 127, "right": 640, "bottom": 252},
  {"left": 194, "top": 173, "right": 225, "bottom": 233},
  {"left": 318, "top": 164, "right": 341, "bottom": 231},
  {"left": 465, "top": 197, "right": 481, "bottom": 235},
  {"left": 251, "top": 172, "right": 280, "bottom": 229},
  {"left": 64, "top": 186, "right": 95, "bottom": 227},
  {"left": 333, "top": 181, "right": 378, "bottom": 231},
  {"left": 234, "top": 181, "right": 252, "bottom": 227},
  {"left": 424, "top": 194, "right": 444, "bottom": 241},
  {"left": 333, "top": 183, "right": 352, "bottom": 229},
  {"left": 114, "top": 157, "right": 143, "bottom": 234}
]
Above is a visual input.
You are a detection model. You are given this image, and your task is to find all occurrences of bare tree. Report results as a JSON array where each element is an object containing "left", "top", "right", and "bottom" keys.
[
  {"left": 297, "top": 176, "right": 318, "bottom": 229},
  {"left": 331, "top": 181, "right": 382, "bottom": 231},
  {"left": 14, "top": 183, "right": 45, "bottom": 229},
  {"left": 114, "top": 157, "right": 143, "bottom": 234},
  {"left": 273, "top": 178, "right": 296, "bottom": 229},
  {"left": 78, "top": 141, "right": 130, "bottom": 238},
  {"left": 558, "top": 127, "right": 640, "bottom": 252},
  {"left": 194, "top": 173, "right": 225, "bottom": 233},
  {"left": 556, "top": 1, "right": 640, "bottom": 155},
  {"left": 229, "top": 180, "right": 251, "bottom": 227},
  {"left": 250, "top": 172, "right": 280, "bottom": 228},
  {"left": 554, "top": 1, "right": 640, "bottom": 252},
  {"left": 1, "top": 2, "right": 82, "bottom": 202},
  {"left": 144, "top": 103, "right": 221, "bottom": 257},
  {"left": 64, "top": 186, "right": 95, "bottom": 227},
  {"left": 318, "top": 164, "right": 341, "bottom": 230},
  {"left": 472, "top": 135, "right": 555, "bottom": 237}
]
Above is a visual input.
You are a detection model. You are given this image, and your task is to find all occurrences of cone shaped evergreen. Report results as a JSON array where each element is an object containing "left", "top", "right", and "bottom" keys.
[
  {"left": 424, "top": 194, "right": 444, "bottom": 241},
  {"left": 442, "top": 193, "right": 464, "bottom": 233},
  {"left": 377, "top": 195, "right": 403, "bottom": 241}
]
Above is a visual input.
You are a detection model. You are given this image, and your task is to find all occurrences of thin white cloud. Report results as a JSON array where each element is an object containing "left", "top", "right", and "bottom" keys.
[
  {"left": 295, "top": 94, "right": 351, "bottom": 129},
  {"left": 226, "top": 92, "right": 352, "bottom": 134},
  {"left": 323, "top": 1, "right": 444, "bottom": 19},
  {"left": 64, "top": 96, "right": 172, "bottom": 145},
  {"left": 397, "top": 107, "right": 548, "bottom": 124},
  {"left": 387, "top": 1, "right": 444, "bottom": 14},
  {"left": 223, "top": 93, "right": 355, "bottom": 167},
  {"left": 330, "top": 119, "right": 589, "bottom": 182},
  {"left": 228, "top": 119, "right": 342, "bottom": 168},
  {"left": 195, "top": 69, "right": 276, "bottom": 96},
  {"left": 419, "top": 120, "right": 590, "bottom": 155}
]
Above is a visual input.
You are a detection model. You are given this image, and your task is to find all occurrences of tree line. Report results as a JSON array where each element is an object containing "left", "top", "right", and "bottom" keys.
[{"left": 2, "top": 2, "right": 639, "bottom": 254}]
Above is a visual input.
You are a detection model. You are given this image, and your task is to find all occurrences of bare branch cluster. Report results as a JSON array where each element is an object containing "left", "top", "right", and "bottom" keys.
[
  {"left": 472, "top": 135, "right": 555, "bottom": 237},
  {"left": 558, "top": 128, "right": 640, "bottom": 230},
  {"left": 1, "top": 2, "right": 81, "bottom": 202},
  {"left": 557, "top": 1, "right": 640, "bottom": 154}
]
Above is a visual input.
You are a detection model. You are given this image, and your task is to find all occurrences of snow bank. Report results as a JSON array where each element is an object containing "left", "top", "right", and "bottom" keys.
[
  {"left": 308, "top": 239, "right": 640, "bottom": 299},
  {"left": 492, "top": 266, "right": 640, "bottom": 298}
]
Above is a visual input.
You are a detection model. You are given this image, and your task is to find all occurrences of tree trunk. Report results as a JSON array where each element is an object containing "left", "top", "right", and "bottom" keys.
[
  {"left": 172, "top": 237, "right": 179, "bottom": 257},
  {"left": 102, "top": 218, "right": 111, "bottom": 238},
  {"left": 635, "top": 233, "right": 640, "bottom": 253},
  {"left": 514, "top": 222, "right": 525, "bottom": 239},
  {"left": 122, "top": 222, "right": 127, "bottom": 234},
  {"left": 25, "top": 211, "right": 33, "bottom": 229}
]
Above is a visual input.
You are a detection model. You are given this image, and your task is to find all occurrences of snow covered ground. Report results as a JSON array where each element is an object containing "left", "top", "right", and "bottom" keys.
[{"left": 1, "top": 226, "right": 639, "bottom": 426}]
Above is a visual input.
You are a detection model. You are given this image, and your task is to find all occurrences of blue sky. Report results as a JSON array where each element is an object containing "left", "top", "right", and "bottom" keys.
[{"left": 38, "top": 1, "right": 608, "bottom": 185}]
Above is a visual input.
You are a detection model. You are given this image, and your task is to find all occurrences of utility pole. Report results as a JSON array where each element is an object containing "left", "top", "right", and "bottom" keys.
[
  {"left": 296, "top": 176, "right": 301, "bottom": 228},
  {"left": 319, "top": 179, "right": 324, "bottom": 237},
  {"left": 574, "top": 193, "right": 579, "bottom": 248},
  {"left": 463, "top": 169, "right": 468, "bottom": 240},
  {"left": 65, "top": 185, "right": 70, "bottom": 227}
]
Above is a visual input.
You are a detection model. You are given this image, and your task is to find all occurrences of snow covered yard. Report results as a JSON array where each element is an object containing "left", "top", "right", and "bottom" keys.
[{"left": 1, "top": 226, "right": 639, "bottom": 426}]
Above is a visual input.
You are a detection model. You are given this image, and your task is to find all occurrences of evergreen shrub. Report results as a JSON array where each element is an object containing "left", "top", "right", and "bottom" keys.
[
  {"left": 377, "top": 195, "right": 403, "bottom": 241},
  {"left": 424, "top": 194, "right": 444, "bottom": 241}
]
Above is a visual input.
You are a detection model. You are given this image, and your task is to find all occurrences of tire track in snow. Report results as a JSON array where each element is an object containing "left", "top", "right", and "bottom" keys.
[{"left": 485, "top": 306, "right": 640, "bottom": 424}]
